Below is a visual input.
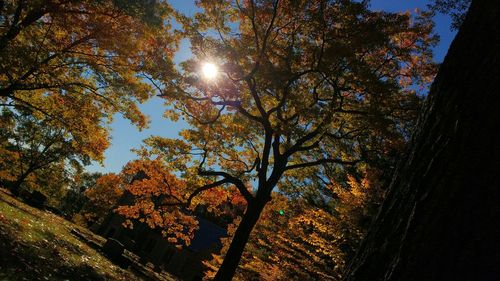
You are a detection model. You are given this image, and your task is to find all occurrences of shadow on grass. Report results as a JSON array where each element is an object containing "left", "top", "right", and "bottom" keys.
[
  {"left": 0, "top": 191, "right": 43, "bottom": 220},
  {"left": 37, "top": 228, "right": 86, "bottom": 257},
  {"left": 0, "top": 212, "right": 114, "bottom": 281},
  {"left": 0, "top": 190, "right": 136, "bottom": 280}
]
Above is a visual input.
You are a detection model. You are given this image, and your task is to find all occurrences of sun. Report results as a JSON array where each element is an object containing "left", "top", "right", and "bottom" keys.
[{"left": 202, "top": 62, "right": 218, "bottom": 80}]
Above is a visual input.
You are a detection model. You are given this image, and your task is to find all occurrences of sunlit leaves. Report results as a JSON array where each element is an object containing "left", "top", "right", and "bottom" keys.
[
  {"left": 154, "top": 0, "right": 437, "bottom": 195},
  {"left": 112, "top": 158, "right": 247, "bottom": 247},
  {"left": 205, "top": 166, "right": 384, "bottom": 280},
  {"left": 0, "top": 0, "right": 178, "bottom": 163},
  {"left": 0, "top": 109, "right": 90, "bottom": 194},
  {"left": 102, "top": 1, "right": 436, "bottom": 277},
  {"left": 83, "top": 173, "right": 124, "bottom": 224}
]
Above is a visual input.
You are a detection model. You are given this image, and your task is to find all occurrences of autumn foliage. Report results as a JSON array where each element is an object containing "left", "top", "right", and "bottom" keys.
[
  {"left": 82, "top": 173, "right": 123, "bottom": 225},
  {"left": 114, "top": 158, "right": 247, "bottom": 247},
  {"left": 0, "top": 0, "right": 177, "bottom": 194},
  {"left": 136, "top": 0, "right": 437, "bottom": 279},
  {"left": 203, "top": 164, "right": 384, "bottom": 280},
  {"left": 0, "top": 1, "right": 441, "bottom": 280}
]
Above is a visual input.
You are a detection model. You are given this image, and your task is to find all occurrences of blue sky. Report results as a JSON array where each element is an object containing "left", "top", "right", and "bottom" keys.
[{"left": 87, "top": 0, "right": 456, "bottom": 174}]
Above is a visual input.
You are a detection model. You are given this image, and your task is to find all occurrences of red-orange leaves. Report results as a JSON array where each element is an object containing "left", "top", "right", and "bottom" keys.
[
  {"left": 121, "top": 159, "right": 187, "bottom": 200},
  {"left": 113, "top": 159, "right": 196, "bottom": 245},
  {"left": 83, "top": 173, "right": 124, "bottom": 224},
  {"left": 113, "top": 158, "right": 250, "bottom": 247}
]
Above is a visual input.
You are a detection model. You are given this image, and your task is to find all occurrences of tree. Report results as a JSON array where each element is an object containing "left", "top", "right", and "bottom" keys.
[
  {"left": 0, "top": 0, "right": 177, "bottom": 166},
  {"left": 428, "top": 0, "right": 471, "bottom": 30},
  {"left": 59, "top": 171, "right": 102, "bottom": 218},
  {"left": 115, "top": 158, "right": 247, "bottom": 246},
  {"left": 0, "top": 108, "right": 18, "bottom": 184},
  {"left": 123, "top": 1, "right": 437, "bottom": 279},
  {"left": 343, "top": 1, "right": 500, "bottom": 280},
  {"left": 82, "top": 173, "right": 124, "bottom": 225},
  {"left": 204, "top": 167, "right": 384, "bottom": 280},
  {"left": 0, "top": 108, "right": 87, "bottom": 193},
  {"left": 29, "top": 160, "right": 76, "bottom": 206}
]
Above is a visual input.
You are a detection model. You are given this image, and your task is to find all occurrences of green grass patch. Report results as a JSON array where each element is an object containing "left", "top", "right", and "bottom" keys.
[{"left": 0, "top": 189, "right": 152, "bottom": 281}]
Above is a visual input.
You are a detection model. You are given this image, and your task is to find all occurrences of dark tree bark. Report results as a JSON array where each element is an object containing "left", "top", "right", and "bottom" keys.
[
  {"left": 214, "top": 199, "right": 267, "bottom": 281},
  {"left": 10, "top": 171, "right": 30, "bottom": 196},
  {"left": 343, "top": 1, "right": 500, "bottom": 280}
]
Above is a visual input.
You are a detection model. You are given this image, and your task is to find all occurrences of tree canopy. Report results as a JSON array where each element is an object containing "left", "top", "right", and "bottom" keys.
[
  {"left": 0, "top": 0, "right": 178, "bottom": 195},
  {"left": 1, "top": 1, "right": 460, "bottom": 280},
  {"left": 428, "top": 0, "right": 471, "bottom": 29},
  {"left": 0, "top": 0, "right": 177, "bottom": 162},
  {"left": 0, "top": 109, "right": 84, "bottom": 191},
  {"left": 115, "top": 0, "right": 437, "bottom": 279}
]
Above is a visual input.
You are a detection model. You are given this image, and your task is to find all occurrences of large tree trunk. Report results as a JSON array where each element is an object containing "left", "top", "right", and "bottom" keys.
[
  {"left": 10, "top": 170, "right": 32, "bottom": 196},
  {"left": 214, "top": 200, "right": 266, "bottom": 281},
  {"left": 343, "top": 1, "right": 500, "bottom": 280}
]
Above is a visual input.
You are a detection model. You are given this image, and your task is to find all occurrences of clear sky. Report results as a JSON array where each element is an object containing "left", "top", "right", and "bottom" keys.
[{"left": 87, "top": 0, "right": 456, "bottom": 174}]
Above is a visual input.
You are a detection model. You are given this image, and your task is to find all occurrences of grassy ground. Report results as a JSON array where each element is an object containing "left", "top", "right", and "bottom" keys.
[{"left": 0, "top": 189, "right": 173, "bottom": 281}]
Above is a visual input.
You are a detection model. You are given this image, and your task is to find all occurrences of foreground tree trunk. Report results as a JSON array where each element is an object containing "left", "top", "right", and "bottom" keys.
[
  {"left": 10, "top": 169, "right": 33, "bottom": 196},
  {"left": 343, "top": 1, "right": 500, "bottom": 280},
  {"left": 214, "top": 200, "right": 266, "bottom": 281}
]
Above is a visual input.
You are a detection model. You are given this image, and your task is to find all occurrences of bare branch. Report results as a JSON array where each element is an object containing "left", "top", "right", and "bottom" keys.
[
  {"left": 185, "top": 179, "right": 230, "bottom": 206},
  {"left": 1, "top": 34, "right": 94, "bottom": 97},
  {"left": 157, "top": 179, "right": 231, "bottom": 208},
  {"left": 285, "top": 158, "right": 360, "bottom": 171},
  {"left": 198, "top": 168, "right": 254, "bottom": 202}
]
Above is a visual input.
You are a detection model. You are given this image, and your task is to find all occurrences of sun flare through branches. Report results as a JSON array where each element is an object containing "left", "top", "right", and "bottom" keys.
[{"left": 201, "top": 62, "right": 218, "bottom": 80}]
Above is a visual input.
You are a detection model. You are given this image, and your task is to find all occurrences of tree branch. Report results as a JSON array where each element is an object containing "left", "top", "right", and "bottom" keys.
[
  {"left": 198, "top": 168, "right": 254, "bottom": 202},
  {"left": 285, "top": 158, "right": 360, "bottom": 171},
  {"left": 185, "top": 179, "right": 231, "bottom": 206}
]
